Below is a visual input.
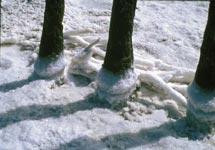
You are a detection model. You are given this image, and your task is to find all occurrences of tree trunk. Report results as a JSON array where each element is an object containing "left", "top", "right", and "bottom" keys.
[
  {"left": 39, "top": 0, "right": 65, "bottom": 59},
  {"left": 186, "top": 1, "right": 215, "bottom": 133},
  {"left": 103, "top": 0, "right": 137, "bottom": 74},
  {"left": 195, "top": 1, "right": 215, "bottom": 90}
]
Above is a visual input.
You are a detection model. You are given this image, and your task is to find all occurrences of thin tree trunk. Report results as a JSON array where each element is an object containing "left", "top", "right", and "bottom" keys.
[
  {"left": 195, "top": 1, "right": 215, "bottom": 90},
  {"left": 39, "top": 0, "right": 65, "bottom": 59},
  {"left": 103, "top": 0, "right": 137, "bottom": 74}
]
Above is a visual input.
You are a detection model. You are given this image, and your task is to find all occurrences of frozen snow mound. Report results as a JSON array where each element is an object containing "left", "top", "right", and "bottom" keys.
[
  {"left": 34, "top": 54, "right": 66, "bottom": 78},
  {"left": 187, "top": 81, "right": 215, "bottom": 129},
  {"left": 97, "top": 68, "right": 138, "bottom": 106}
]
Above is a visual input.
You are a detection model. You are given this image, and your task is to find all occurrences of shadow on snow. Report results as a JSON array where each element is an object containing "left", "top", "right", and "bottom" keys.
[
  {"left": 0, "top": 94, "right": 110, "bottom": 129},
  {"left": 58, "top": 119, "right": 210, "bottom": 150},
  {"left": 0, "top": 72, "right": 41, "bottom": 92}
]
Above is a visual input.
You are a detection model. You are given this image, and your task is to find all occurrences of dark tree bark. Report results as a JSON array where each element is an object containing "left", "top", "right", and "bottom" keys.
[
  {"left": 195, "top": 1, "right": 215, "bottom": 90},
  {"left": 103, "top": 0, "right": 137, "bottom": 74},
  {"left": 39, "top": 0, "right": 65, "bottom": 59}
]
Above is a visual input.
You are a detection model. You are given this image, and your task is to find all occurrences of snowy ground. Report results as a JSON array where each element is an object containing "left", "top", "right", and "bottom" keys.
[{"left": 1, "top": 0, "right": 215, "bottom": 149}]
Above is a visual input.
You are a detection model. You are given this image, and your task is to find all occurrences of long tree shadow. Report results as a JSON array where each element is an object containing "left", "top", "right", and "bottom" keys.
[
  {"left": 0, "top": 94, "right": 110, "bottom": 129},
  {"left": 0, "top": 72, "right": 40, "bottom": 92},
  {"left": 58, "top": 118, "right": 211, "bottom": 150}
]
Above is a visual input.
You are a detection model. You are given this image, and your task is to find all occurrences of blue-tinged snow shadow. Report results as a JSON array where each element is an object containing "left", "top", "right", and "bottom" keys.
[
  {"left": 0, "top": 72, "right": 41, "bottom": 92},
  {"left": 0, "top": 94, "right": 110, "bottom": 129},
  {"left": 58, "top": 118, "right": 211, "bottom": 150}
]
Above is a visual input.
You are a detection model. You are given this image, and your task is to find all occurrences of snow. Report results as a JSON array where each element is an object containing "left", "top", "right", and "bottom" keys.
[
  {"left": 1, "top": 0, "right": 215, "bottom": 149},
  {"left": 34, "top": 53, "right": 66, "bottom": 78},
  {"left": 0, "top": 58, "right": 12, "bottom": 70},
  {"left": 188, "top": 81, "right": 215, "bottom": 113},
  {"left": 67, "top": 38, "right": 101, "bottom": 80},
  {"left": 97, "top": 68, "right": 137, "bottom": 106},
  {"left": 138, "top": 72, "right": 187, "bottom": 107},
  {"left": 187, "top": 81, "right": 215, "bottom": 123}
]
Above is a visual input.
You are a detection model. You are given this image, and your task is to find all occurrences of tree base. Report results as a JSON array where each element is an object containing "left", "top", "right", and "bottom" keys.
[
  {"left": 34, "top": 54, "right": 66, "bottom": 78},
  {"left": 96, "top": 68, "right": 137, "bottom": 107},
  {"left": 186, "top": 81, "right": 215, "bottom": 133}
]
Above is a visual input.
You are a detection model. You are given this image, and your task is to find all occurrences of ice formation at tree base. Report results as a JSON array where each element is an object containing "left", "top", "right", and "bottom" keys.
[
  {"left": 187, "top": 81, "right": 215, "bottom": 132},
  {"left": 96, "top": 68, "right": 138, "bottom": 106},
  {"left": 34, "top": 54, "right": 66, "bottom": 78}
]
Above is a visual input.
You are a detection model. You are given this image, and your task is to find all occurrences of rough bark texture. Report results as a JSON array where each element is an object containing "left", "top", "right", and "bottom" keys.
[
  {"left": 39, "top": 0, "right": 65, "bottom": 59},
  {"left": 103, "top": 0, "right": 137, "bottom": 74},
  {"left": 195, "top": 1, "right": 215, "bottom": 90}
]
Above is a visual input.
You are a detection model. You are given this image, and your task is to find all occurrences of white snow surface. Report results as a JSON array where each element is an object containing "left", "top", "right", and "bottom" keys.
[{"left": 1, "top": 0, "right": 215, "bottom": 149}]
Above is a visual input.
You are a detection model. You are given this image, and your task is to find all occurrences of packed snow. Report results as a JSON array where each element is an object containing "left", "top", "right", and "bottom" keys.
[{"left": 1, "top": 0, "right": 215, "bottom": 149}]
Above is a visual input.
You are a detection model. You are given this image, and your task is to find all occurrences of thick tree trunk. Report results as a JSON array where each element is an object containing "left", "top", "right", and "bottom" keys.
[
  {"left": 39, "top": 0, "right": 65, "bottom": 59},
  {"left": 195, "top": 1, "right": 215, "bottom": 90},
  {"left": 187, "top": 1, "right": 215, "bottom": 133},
  {"left": 96, "top": 0, "right": 138, "bottom": 106},
  {"left": 34, "top": 0, "right": 65, "bottom": 78},
  {"left": 103, "top": 0, "right": 137, "bottom": 74}
]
